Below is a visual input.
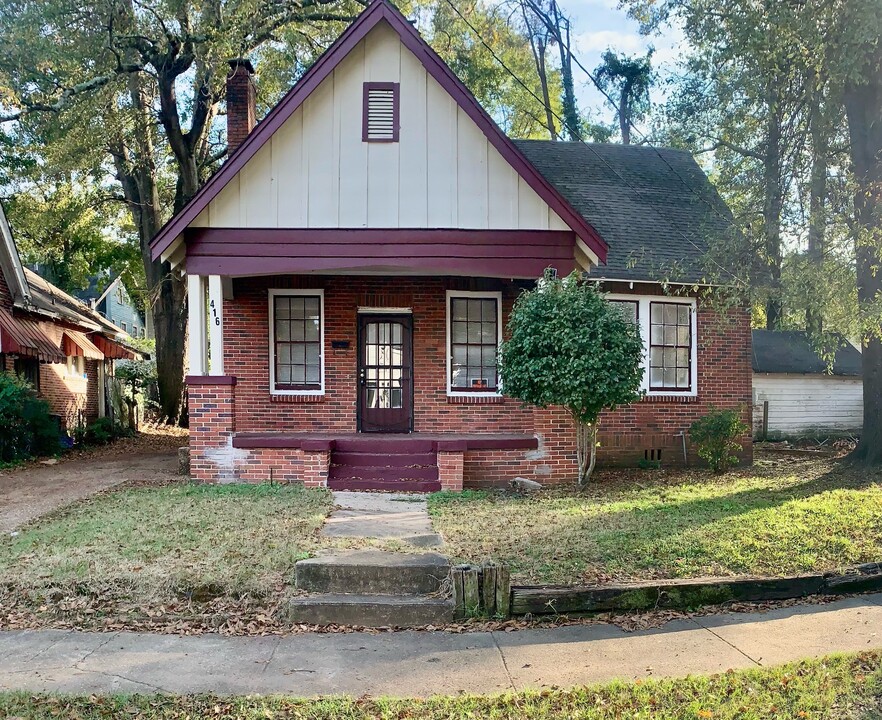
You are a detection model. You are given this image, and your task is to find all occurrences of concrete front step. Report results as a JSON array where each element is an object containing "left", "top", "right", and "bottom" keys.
[
  {"left": 284, "top": 593, "right": 454, "bottom": 627},
  {"left": 296, "top": 550, "right": 450, "bottom": 595}
]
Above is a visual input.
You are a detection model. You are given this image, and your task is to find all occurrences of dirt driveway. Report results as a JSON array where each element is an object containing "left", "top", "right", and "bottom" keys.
[{"left": 0, "top": 427, "right": 185, "bottom": 534}]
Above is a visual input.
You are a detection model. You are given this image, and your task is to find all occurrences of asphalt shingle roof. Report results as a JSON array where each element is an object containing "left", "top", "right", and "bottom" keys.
[
  {"left": 752, "top": 329, "right": 862, "bottom": 376},
  {"left": 513, "top": 140, "right": 736, "bottom": 284}
]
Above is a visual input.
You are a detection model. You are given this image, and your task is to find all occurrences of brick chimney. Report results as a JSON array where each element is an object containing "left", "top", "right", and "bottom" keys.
[{"left": 226, "top": 59, "right": 256, "bottom": 153}]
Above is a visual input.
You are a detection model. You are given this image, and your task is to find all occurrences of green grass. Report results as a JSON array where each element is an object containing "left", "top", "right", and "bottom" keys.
[
  {"left": 0, "top": 482, "right": 334, "bottom": 601},
  {"left": 1, "top": 652, "right": 880, "bottom": 719},
  {"left": 429, "top": 455, "right": 882, "bottom": 584}
]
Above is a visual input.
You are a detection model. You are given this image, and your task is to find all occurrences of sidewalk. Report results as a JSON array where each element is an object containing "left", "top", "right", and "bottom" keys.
[{"left": 1, "top": 594, "right": 880, "bottom": 697}]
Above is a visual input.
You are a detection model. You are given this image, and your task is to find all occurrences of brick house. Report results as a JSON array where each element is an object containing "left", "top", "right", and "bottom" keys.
[
  {"left": 0, "top": 202, "right": 138, "bottom": 429},
  {"left": 150, "top": 0, "right": 752, "bottom": 491}
]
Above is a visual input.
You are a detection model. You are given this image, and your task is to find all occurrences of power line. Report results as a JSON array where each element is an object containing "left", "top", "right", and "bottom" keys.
[{"left": 439, "top": 0, "right": 746, "bottom": 286}]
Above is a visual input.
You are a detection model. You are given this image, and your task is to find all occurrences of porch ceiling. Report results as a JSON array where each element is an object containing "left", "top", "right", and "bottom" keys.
[{"left": 183, "top": 228, "right": 579, "bottom": 279}]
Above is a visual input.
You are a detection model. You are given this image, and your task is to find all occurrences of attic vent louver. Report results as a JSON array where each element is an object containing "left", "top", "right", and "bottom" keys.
[{"left": 363, "top": 82, "right": 399, "bottom": 142}]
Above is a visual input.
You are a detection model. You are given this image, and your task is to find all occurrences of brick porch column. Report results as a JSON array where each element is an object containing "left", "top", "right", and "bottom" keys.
[
  {"left": 187, "top": 375, "right": 236, "bottom": 483},
  {"left": 437, "top": 451, "right": 464, "bottom": 492}
]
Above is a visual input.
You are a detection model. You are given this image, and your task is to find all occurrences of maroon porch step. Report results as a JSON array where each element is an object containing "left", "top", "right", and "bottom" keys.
[
  {"left": 327, "top": 478, "right": 442, "bottom": 492},
  {"left": 329, "top": 439, "right": 441, "bottom": 492},
  {"left": 333, "top": 437, "right": 436, "bottom": 454},
  {"left": 332, "top": 452, "right": 437, "bottom": 468},
  {"left": 328, "top": 465, "right": 439, "bottom": 482}
]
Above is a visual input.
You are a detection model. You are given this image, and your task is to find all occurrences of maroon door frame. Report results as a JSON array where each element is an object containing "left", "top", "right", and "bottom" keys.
[{"left": 357, "top": 314, "right": 413, "bottom": 433}]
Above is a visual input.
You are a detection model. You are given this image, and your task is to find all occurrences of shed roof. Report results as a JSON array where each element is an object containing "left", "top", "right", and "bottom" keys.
[
  {"left": 752, "top": 329, "right": 862, "bottom": 376},
  {"left": 513, "top": 140, "right": 736, "bottom": 284}
]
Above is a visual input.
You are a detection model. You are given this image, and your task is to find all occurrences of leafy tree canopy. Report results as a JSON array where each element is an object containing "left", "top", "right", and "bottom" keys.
[{"left": 4, "top": 179, "right": 140, "bottom": 297}]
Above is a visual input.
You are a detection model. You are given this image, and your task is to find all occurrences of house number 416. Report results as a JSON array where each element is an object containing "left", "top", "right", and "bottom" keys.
[{"left": 209, "top": 299, "right": 221, "bottom": 326}]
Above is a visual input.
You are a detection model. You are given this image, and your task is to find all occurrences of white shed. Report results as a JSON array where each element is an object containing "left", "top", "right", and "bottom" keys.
[{"left": 752, "top": 330, "right": 863, "bottom": 438}]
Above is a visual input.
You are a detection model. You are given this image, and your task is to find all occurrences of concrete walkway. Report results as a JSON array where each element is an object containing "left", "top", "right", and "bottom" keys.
[
  {"left": 1, "top": 594, "right": 880, "bottom": 697},
  {"left": 321, "top": 491, "right": 444, "bottom": 547},
  {"left": 0, "top": 452, "right": 178, "bottom": 534}
]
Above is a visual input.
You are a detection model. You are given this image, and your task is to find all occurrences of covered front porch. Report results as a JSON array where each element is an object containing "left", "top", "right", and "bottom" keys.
[
  {"left": 232, "top": 431, "right": 539, "bottom": 491},
  {"left": 183, "top": 273, "right": 577, "bottom": 490}
]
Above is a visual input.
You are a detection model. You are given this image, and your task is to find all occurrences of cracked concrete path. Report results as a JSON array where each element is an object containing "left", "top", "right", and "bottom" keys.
[
  {"left": 321, "top": 491, "right": 444, "bottom": 547},
  {"left": 1, "top": 594, "right": 881, "bottom": 697}
]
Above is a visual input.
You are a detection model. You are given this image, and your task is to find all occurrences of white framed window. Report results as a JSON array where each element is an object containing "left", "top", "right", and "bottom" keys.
[
  {"left": 446, "top": 290, "right": 503, "bottom": 397},
  {"left": 66, "top": 355, "right": 85, "bottom": 378},
  {"left": 608, "top": 294, "right": 698, "bottom": 396},
  {"left": 269, "top": 289, "right": 324, "bottom": 396}
]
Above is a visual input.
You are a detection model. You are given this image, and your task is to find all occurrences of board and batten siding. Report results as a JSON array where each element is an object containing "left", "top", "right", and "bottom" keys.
[
  {"left": 193, "top": 23, "right": 569, "bottom": 231},
  {"left": 752, "top": 373, "right": 863, "bottom": 436}
]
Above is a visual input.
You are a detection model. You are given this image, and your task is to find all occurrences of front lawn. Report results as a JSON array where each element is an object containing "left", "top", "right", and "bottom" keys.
[
  {"left": 1, "top": 651, "right": 879, "bottom": 719},
  {"left": 429, "top": 453, "right": 882, "bottom": 585},
  {"left": 0, "top": 482, "right": 333, "bottom": 604}
]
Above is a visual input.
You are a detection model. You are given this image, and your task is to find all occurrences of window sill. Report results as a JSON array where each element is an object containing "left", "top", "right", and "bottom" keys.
[
  {"left": 640, "top": 394, "right": 698, "bottom": 403},
  {"left": 270, "top": 394, "right": 325, "bottom": 403},
  {"left": 447, "top": 394, "right": 505, "bottom": 404}
]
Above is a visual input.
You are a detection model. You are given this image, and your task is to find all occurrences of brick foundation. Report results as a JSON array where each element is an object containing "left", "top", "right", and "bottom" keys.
[
  {"left": 187, "top": 376, "right": 331, "bottom": 485},
  {"left": 186, "top": 275, "right": 752, "bottom": 488},
  {"left": 438, "top": 451, "right": 464, "bottom": 491}
]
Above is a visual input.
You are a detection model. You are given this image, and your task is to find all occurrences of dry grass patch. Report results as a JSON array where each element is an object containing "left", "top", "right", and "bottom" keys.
[
  {"left": 429, "top": 453, "right": 882, "bottom": 585},
  {"left": 0, "top": 482, "right": 333, "bottom": 604}
]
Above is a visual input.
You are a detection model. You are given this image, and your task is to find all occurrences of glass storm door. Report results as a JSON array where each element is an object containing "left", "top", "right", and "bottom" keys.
[{"left": 357, "top": 315, "right": 413, "bottom": 433}]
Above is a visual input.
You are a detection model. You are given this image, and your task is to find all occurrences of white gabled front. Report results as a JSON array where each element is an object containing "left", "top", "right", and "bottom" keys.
[{"left": 191, "top": 23, "right": 571, "bottom": 234}]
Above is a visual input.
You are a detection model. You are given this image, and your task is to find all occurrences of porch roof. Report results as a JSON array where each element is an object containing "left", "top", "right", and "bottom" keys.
[
  {"left": 183, "top": 228, "right": 577, "bottom": 279},
  {"left": 231, "top": 432, "right": 539, "bottom": 453}
]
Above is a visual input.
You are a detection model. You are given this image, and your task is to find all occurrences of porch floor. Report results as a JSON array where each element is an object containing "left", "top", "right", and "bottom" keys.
[{"left": 231, "top": 432, "right": 539, "bottom": 452}]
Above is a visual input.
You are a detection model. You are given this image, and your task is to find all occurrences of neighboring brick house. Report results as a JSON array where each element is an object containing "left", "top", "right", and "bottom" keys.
[
  {"left": 150, "top": 0, "right": 752, "bottom": 490},
  {"left": 0, "top": 202, "right": 138, "bottom": 430}
]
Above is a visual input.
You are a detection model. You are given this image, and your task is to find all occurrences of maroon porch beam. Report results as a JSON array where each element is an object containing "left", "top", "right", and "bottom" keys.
[
  {"left": 185, "top": 228, "right": 577, "bottom": 277},
  {"left": 189, "top": 243, "right": 574, "bottom": 260},
  {"left": 185, "top": 228, "right": 575, "bottom": 246},
  {"left": 186, "top": 254, "right": 576, "bottom": 278}
]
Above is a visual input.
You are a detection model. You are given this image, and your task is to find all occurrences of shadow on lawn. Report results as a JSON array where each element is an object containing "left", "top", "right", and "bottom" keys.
[{"left": 476, "top": 458, "right": 882, "bottom": 582}]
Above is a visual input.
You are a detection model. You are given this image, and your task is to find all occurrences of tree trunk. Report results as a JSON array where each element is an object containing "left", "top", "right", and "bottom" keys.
[
  {"left": 763, "top": 83, "right": 784, "bottom": 330},
  {"left": 620, "top": 85, "right": 631, "bottom": 145},
  {"left": 806, "top": 75, "right": 826, "bottom": 337},
  {"left": 116, "top": 72, "right": 189, "bottom": 424},
  {"left": 552, "top": 3, "right": 581, "bottom": 141},
  {"left": 844, "top": 55, "right": 882, "bottom": 465},
  {"left": 574, "top": 413, "right": 598, "bottom": 487},
  {"left": 535, "top": 37, "right": 557, "bottom": 141}
]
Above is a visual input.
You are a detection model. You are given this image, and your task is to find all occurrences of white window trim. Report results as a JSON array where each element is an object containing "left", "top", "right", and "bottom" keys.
[
  {"left": 356, "top": 307, "right": 413, "bottom": 314},
  {"left": 607, "top": 293, "right": 698, "bottom": 397},
  {"left": 446, "top": 290, "right": 503, "bottom": 398},
  {"left": 268, "top": 288, "right": 325, "bottom": 397}
]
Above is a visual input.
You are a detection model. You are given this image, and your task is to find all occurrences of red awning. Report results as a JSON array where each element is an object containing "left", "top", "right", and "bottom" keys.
[
  {"left": 91, "top": 333, "right": 137, "bottom": 360},
  {"left": 62, "top": 329, "right": 104, "bottom": 360},
  {"left": 0, "top": 307, "right": 66, "bottom": 363}
]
